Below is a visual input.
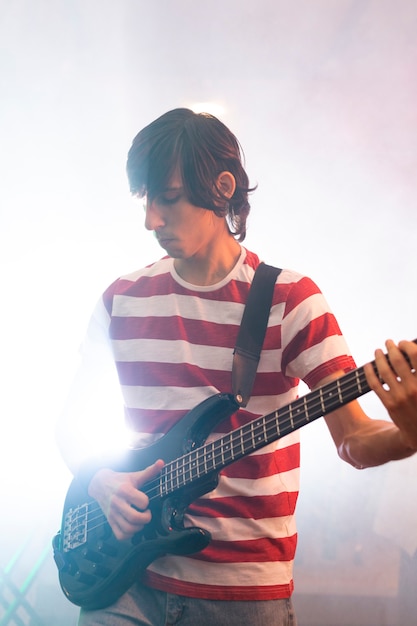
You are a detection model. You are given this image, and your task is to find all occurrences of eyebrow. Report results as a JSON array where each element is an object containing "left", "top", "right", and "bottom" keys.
[
  {"left": 161, "top": 186, "right": 183, "bottom": 192},
  {"left": 146, "top": 186, "right": 183, "bottom": 202}
]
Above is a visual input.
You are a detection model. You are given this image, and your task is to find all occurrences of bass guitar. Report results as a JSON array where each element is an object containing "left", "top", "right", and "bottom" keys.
[{"left": 53, "top": 341, "right": 416, "bottom": 610}]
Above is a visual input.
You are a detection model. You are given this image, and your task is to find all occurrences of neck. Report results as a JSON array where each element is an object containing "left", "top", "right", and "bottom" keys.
[{"left": 174, "top": 238, "right": 242, "bottom": 286}]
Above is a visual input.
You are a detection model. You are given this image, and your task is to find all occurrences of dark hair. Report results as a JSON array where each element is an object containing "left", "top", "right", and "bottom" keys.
[{"left": 126, "top": 108, "right": 255, "bottom": 241}]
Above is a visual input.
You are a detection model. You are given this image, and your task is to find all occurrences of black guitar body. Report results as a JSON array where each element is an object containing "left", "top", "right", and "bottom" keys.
[{"left": 53, "top": 392, "right": 239, "bottom": 611}]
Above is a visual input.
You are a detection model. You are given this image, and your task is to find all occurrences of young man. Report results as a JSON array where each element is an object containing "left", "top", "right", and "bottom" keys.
[{"left": 56, "top": 108, "right": 417, "bottom": 626}]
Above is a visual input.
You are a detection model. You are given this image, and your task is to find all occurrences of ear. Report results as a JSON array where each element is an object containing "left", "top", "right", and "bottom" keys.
[{"left": 216, "top": 171, "right": 236, "bottom": 199}]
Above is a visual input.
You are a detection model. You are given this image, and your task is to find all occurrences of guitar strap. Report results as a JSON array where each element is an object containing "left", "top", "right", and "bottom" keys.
[{"left": 232, "top": 262, "right": 282, "bottom": 407}]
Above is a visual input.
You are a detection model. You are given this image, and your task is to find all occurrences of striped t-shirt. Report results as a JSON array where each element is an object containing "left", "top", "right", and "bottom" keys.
[{"left": 91, "top": 246, "right": 355, "bottom": 600}]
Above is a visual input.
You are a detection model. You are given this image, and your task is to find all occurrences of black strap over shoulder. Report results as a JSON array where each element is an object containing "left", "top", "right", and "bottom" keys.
[{"left": 232, "top": 262, "right": 282, "bottom": 407}]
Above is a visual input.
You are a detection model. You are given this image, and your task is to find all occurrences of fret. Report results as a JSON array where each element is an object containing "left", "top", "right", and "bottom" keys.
[
  {"left": 205, "top": 442, "right": 215, "bottom": 472},
  {"left": 253, "top": 421, "right": 259, "bottom": 445},
  {"left": 275, "top": 410, "right": 281, "bottom": 437},
  {"left": 184, "top": 455, "right": 193, "bottom": 483},
  {"left": 169, "top": 460, "right": 176, "bottom": 491},
  {"left": 322, "top": 386, "right": 339, "bottom": 412},
  {"left": 319, "top": 387, "right": 326, "bottom": 414},
  {"left": 157, "top": 472, "right": 164, "bottom": 498},
  {"left": 226, "top": 434, "right": 235, "bottom": 461},
  {"left": 250, "top": 422, "right": 256, "bottom": 450},
  {"left": 181, "top": 459, "right": 186, "bottom": 487},
  {"left": 203, "top": 448, "right": 208, "bottom": 474},
  {"left": 229, "top": 431, "right": 239, "bottom": 459},
  {"left": 240, "top": 428, "right": 245, "bottom": 456},
  {"left": 191, "top": 448, "right": 200, "bottom": 479},
  {"left": 221, "top": 434, "right": 234, "bottom": 464},
  {"left": 160, "top": 467, "right": 168, "bottom": 496},
  {"left": 355, "top": 369, "right": 363, "bottom": 395},
  {"left": 336, "top": 378, "right": 343, "bottom": 404},
  {"left": 177, "top": 458, "right": 184, "bottom": 487},
  {"left": 217, "top": 442, "right": 223, "bottom": 466},
  {"left": 289, "top": 405, "right": 295, "bottom": 430},
  {"left": 169, "top": 461, "right": 174, "bottom": 489},
  {"left": 303, "top": 395, "right": 310, "bottom": 422},
  {"left": 170, "top": 457, "right": 186, "bottom": 491},
  {"left": 212, "top": 439, "right": 221, "bottom": 471},
  {"left": 262, "top": 419, "right": 268, "bottom": 444}
]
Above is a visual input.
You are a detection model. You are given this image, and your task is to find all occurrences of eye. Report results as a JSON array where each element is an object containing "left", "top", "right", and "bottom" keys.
[{"left": 157, "top": 193, "right": 182, "bottom": 206}]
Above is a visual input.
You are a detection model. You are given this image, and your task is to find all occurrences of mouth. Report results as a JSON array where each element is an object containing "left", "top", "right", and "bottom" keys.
[{"left": 156, "top": 236, "right": 175, "bottom": 246}]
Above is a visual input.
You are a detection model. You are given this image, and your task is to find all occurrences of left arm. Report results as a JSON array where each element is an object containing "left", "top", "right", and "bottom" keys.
[{"left": 321, "top": 339, "right": 417, "bottom": 469}]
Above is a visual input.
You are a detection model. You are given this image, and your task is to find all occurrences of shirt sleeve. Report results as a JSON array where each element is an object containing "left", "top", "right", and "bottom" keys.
[{"left": 279, "top": 274, "right": 356, "bottom": 389}]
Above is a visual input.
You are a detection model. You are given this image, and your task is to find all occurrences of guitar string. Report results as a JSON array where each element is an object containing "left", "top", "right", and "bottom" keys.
[{"left": 67, "top": 366, "right": 371, "bottom": 538}]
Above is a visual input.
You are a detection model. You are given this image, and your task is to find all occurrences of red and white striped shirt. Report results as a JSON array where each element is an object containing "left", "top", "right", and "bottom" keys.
[{"left": 91, "top": 246, "right": 355, "bottom": 600}]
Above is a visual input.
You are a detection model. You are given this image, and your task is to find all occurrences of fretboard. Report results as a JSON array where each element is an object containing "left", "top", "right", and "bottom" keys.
[
  {"left": 158, "top": 364, "right": 371, "bottom": 497},
  {"left": 153, "top": 338, "right": 416, "bottom": 500}
]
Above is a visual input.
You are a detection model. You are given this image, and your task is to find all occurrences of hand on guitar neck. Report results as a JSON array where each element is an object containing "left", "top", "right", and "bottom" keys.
[{"left": 364, "top": 339, "right": 417, "bottom": 451}]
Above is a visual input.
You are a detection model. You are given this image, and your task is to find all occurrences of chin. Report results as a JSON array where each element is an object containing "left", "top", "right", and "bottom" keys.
[{"left": 161, "top": 245, "right": 184, "bottom": 258}]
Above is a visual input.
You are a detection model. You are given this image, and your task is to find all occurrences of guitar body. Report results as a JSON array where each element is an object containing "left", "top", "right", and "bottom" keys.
[{"left": 53, "top": 392, "right": 239, "bottom": 610}]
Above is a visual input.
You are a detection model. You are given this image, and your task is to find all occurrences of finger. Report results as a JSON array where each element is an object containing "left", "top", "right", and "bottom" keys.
[
  {"left": 365, "top": 345, "right": 399, "bottom": 396},
  {"left": 398, "top": 340, "right": 417, "bottom": 373},
  {"left": 373, "top": 340, "right": 410, "bottom": 390},
  {"left": 129, "top": 460, "right": 165, "bottom": 512},
  {"left": 111, "top": 508, "right": 152, "bottom": 540},
  {"left": 133, "top": 459, "right": 165, "bottom": 489},
  {"left": 398, "top": 339, "right": 417, "bottom": 355},
  {"left": 385, "top": 341, "right": 416, "bottom": 386},
  {"left": 373, "top": 348, "right": 396, "bottom": 386},
  {"left": 364, "top": 361, "right": 381, "bottom": 388},
  {"left": 108, "top": 488, "right": 154, "bottom": 538}
]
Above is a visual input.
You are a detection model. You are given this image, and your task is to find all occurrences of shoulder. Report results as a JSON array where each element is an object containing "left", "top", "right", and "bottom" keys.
[
  {"left": 102, "top": 257, "right": 173, "bottom": 302},
  {"left": 117, "top": 256, "right": 172, "bottom": 286},
  {"left": 276, "top": 269, "right": 323, "bottom": 305},
  {"left": 244, "top": 248, "right": 322, "bottom": 301}
]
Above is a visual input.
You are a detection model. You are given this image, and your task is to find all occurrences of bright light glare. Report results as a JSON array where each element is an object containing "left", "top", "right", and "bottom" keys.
[{"left": 189, "top": 101, "right": 227, "bottom": 117}]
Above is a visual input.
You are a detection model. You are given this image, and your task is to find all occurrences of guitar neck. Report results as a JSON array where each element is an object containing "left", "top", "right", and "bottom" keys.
[
  {"left": 157, "top": 364, "right": 371, "bottom": 498},
  {"left": 154, "top": 339, "right": 416, "bottom": 500}
]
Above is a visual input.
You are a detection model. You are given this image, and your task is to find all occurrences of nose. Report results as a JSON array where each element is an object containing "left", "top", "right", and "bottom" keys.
[{"left": 144, "top": 199, "right": 165, "bottom": 231}]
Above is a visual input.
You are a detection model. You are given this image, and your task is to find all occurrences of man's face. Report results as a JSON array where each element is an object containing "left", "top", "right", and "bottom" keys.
[{"left": 143, "top": 173, "right": 222, "bottom": 261}]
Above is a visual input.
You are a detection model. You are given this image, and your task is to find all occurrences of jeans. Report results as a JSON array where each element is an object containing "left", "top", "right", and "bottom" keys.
[{"left": 78, "top": 583, "right": 298, "bottom": 626}]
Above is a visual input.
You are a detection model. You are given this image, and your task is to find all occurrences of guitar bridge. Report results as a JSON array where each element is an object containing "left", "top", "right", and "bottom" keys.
[{"left": 63, "top": 503, "right": 89, "bottom": 551}]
